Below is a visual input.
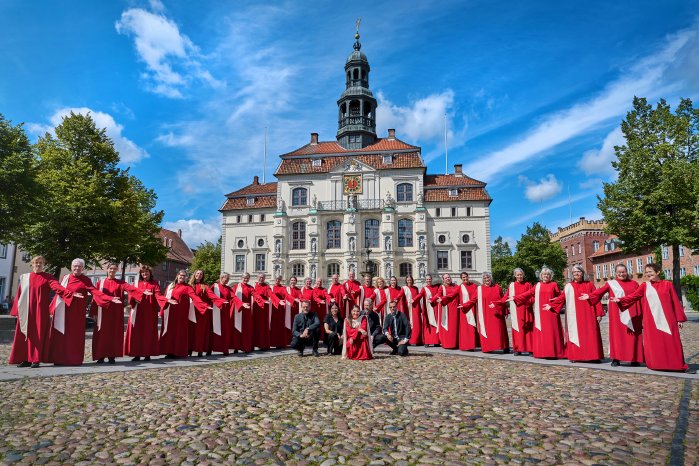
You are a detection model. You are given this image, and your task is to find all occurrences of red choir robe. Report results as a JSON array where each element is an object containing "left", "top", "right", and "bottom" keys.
[
  {"left": 160, "top": 283, "right": 209, "bottom": 357},
  {"left": 498, "top": 281, "right": 534, "bottom": 353},
  {"left": 313, "top": 286, "right": 331, "bottom": 334},
  {"left": 9, "top": 272, "right": 73, "bottom": 364},
  {"left": 550, "top": 281, "right": 605, "bottom": 362},
  {"left": 282, "top": 285, "right": 301, "bottom": 345},
  {"left": 300, "top": 285, "right": 316, "bottom": 308},
  {"left": 89, "top": 277, "right": 139, "bottom": 360},
  {"left": 124, "top": 277, "right": 162, "bottom": 358},
  {"left": 402, "top": 285, "right": 422, "bottom": 345},
  {"left": 327, "top": 282, "right": 349, "bottom": 318},
  {"left": 465, "top": 284, "right": 509, "bottom": 353},
  {"left": 458, "top": 282, "right": 479, "bottom": 351},
  {"left": 618, "top": 280, "right": 688, "bottom": 371},
  {"left": 270, "top": 284, "right": 292, "bottom": 348},
  {"left": 188, "top": 283, "right": 213, "bottom": 354},
  {"left": 417, "top": 285, "right": 441, "bottom": 345},
  {"left": 231, "top": 282, "right": 255, "bottom": 352},
  {"left": 344, "top": 279, "right": 362, "bottom": 308},
  {"left": 430, "top": 284, "right": 460, "bottom": 349},
  {"left": 514, "top": 282, "right": 565, "bottom": 359},
  {"left": 343, "top": 315, "right": 373, "bottom": 360},
  {"left": 252, "top": 282, "right": 279, "bottom": 350},
  {"left": 588, "top": 280, "right": 644, "bottom": 363},
  {"left": 206, "top": 282, "right": 238, "bottom": 355},
  {"left": 48, "top": 274, "right": 115, "bottom": 365},
  {"left": 374, "top": 287, "right": 404, "bottom": 323},
  {"left": 359, "top": 284, "right": 377, "bottom": 309}
]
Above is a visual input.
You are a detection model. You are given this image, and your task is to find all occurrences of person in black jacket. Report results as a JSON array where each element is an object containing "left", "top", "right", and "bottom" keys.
[
  {"left": 324, "top": 303, "right": 344, "bottom": 355},
  {"left": 290, "top": 300, "right": 320, "bottom": 357},
  {"left": 380, "top": 300, "right": 411, "bottom": 356}
]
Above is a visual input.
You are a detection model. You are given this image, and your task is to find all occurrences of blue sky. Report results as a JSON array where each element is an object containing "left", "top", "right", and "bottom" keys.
[{"left": 1, "top": 0, "right": 697, "bottom": 249}]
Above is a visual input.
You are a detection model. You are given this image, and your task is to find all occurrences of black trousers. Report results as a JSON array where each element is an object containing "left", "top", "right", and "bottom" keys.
[
  {"left": 373, "top": 334, "right": 409, "bottom": 356},
  {"left": 290, "top": 330, "right": 319, "bottom": 352},
  {"left": 325, "top": 332, "right": 343, "bottom": 355}
]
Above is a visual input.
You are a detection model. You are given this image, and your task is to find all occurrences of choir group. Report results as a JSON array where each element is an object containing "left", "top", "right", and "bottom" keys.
[{"left": 8, "top": 255, "right": 693, "bottom": 372}]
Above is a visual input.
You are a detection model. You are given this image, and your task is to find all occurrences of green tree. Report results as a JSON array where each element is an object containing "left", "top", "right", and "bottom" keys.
[
  {"left": 190, "top": 237, "right": 222, "bottom": 284},
  {"left": 598, "top": 97, "right": 699, "bottom": 297},
  {"left": 491, "top": 236, "right": 516, "bottom": 289},
  {"left": 0, "top": 115, "right": 40, "bottom": 243},
  {"left": 512, "top": 222, "right": 567, "bottom": 286}
]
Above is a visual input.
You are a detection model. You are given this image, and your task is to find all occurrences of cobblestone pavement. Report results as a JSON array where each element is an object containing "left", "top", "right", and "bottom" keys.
[{"left": 0, "top": 317, "right": 697, "bottom": 465}]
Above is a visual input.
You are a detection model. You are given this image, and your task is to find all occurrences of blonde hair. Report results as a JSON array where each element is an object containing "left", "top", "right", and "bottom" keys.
[
  {"left": 376, "top": 277, "right": 386, "bottom": 288},
  {"left": 30, "top": 255, "right": 46, "bottom": 265},
  {"left": 188, "top": 269, "right": 205, "bottom": 287},
  {"left": 171, "top": 269, "right": 187, "bottom": 288}
]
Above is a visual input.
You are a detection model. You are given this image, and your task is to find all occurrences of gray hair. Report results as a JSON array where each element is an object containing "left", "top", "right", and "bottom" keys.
[
  {"left": 513, "top": 267, "right": 524, "bottom": 277},
  {"left": 71, "top": 258, "right": 85, "bottom": 268},
  {"left": 539, "top": 267, "right": 554, "bottom": 278},
  {"left": 482, "top": 272, "right": 493, "bottom": 280},
  {"left": 572, "top": 264, "right": 585, "bottom": 274}
]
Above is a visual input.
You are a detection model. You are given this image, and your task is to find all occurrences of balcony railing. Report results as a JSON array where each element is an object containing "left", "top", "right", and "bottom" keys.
[
  {"left": 338, "top": 116, "right": 376, "bottom": 129},
  {"left": 317, "top": 198, "right": 384, "bottom": 212}
]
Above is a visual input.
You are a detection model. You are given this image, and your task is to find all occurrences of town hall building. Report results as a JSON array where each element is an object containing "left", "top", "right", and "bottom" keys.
[{"left": 220, "top": 33, "right": 492, "bottom": 284}]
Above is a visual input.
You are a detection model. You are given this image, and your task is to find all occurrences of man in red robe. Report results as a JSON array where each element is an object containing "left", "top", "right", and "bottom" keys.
[
  {"left": 359, "top": 274, "right": 376, "bottom": 310},
  {"left": 327, "top": 274, "right": 349, "bottom": 318},
  {"left": 231, "top": 274, "right": 254, "bottom": 353},
  {"left": 430, "top": 274, "right": 460, "bottom": 349},
  {"left": 417, "top": 274, "right": 440, "bottom": 346},
  {"left": 457, "top": 272, "right": 479, "bottom": 351},
  {"left": 313, "top": 278, "right": 331, "bottom": 330},
  {"left": 300, "top": 278, "right": 317, "bottom": 312},
  {"left": 252, "top": 273, "right": 279, "bottom": 350},
  {"left": 343, "top": 271, "right": 362, "bottom": 308},
  {"left": 270, "top": 275, "right": 291, "bottom": 348}
]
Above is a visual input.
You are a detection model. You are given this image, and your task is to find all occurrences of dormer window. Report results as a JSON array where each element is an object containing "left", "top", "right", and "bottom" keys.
[
  {"left": 382, "top": 154, "right": 393, "bottom": 165},
  {"left": 168, "top": 239, "right": 173, "bottom": 248},
  {"left": 448, "top": 189, "right": 458, "bottom": 197},
  {"left": 246, "top": 197, "right": 255, "bottom": 206},
  {"left": 312, "top": 159, "right": 322, "bottom": 167}
]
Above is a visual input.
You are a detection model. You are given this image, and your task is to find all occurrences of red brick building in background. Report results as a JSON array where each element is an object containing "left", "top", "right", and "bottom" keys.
[
  {"left": 587, "top": 236, "right": 654, "bottom": 286},
  {"left": 550, "top": 217, "right": 609, "bottom": 281}
]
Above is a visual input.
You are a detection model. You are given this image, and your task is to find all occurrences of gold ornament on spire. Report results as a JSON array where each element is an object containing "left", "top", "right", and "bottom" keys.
[{"left": 355, "top": 17, "right": 361, "bottom": 40}]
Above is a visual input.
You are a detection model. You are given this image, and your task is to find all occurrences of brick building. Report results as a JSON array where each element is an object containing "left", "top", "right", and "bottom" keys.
[
  {"left": 587, "top": 236, "right": 655, "bottom": 286},
  {"left": 550, "top": 217, "right": 609, "bottom": 281},
  {"left": 661, "top": 245, "right": 699, "bottom": 281}
]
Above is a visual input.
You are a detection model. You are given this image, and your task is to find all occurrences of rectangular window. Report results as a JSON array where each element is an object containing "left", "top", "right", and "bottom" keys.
[
  {"left": 246, "top": 197, "right": 255, "bottom": 206},
  {"left": 0, "top": 277, "right": 5, "bottom": 302},
  {"left": 364, "top": 219, "right": 379, "bottom": 248},
  {"left": 437, "top": 251, "right": 449, "bottom": 270},
  {"left": 399, "top": 263, "right": 413, "bottom": 277},
  {"left": 127, "top": 276, "right": 135, "bottom": 284},
  {"left": 236, "top": 215, "right": 241, "bottom": 223},
  {"left": 578, "top": 243, "right": 582, "bottom": 254},
  {"left": 662, "top": 246, "right": 669, "bottom": 260},
  {"left": 647, "top": 256, "right": 653, "bottom": 264},
  {"left": 627, "top": 259, "right": 633, "bottom": 273},
  {"left": 680, "top": 268, "right": 686, "bottom": 278},
  {"left": 448, "top": 189, "right": 458, "bottom": 197},
  {"left": 397, "top": 220, "right": 413, "bottom": 247},
  {"left": 260, "top": 214, "right": 265, "bottom": 222},
  {"left": 565, "top": 247, "right": 569, "bottom": 257},
  {"left": 603, "top": 264, "right": 607, "bottom": 277},
  {"left": 292, "top": 263, "right": 305, "bottom": 278},
  {"left": 435, "top": 208, "right": 441, "bottom": 217},
  {"left": 0, "top": 244, "right": 6, "bottom": 259},
  {"left": 312, "top": 159, "right": 322, "bottom": 167},
  {"left": 382, "top": 154, "right": 393, "bottom": 165},
  {"left": 637, "top": 258, "right": 643, "bottom": 274},
  {"left": 255, "top": 254, "right": 265, "bottom": 272},
  {"left": 460, "top": 251, "right": 473, "bottom": 270},
  {"left": 248, "top": 215, "right": 253, "bottom": 223},
  {"left": 162, "top": 261, "right": 168, "bottom": 271},
  {"left": 665, "top": 269, "right": 672, "bottom": 279},
  {"left": 572, "top": 245, "right": 575, "bottom": 256},
  {"left": 235, "top": 255, "right": 245, "bottom": 273},
  {"left": 596, "top": 265, "right": 601, "bottom": 280},
  {"left": 694, "top": 265, "right": 699, "bottom": 275},
  {"left": 451, "top": 207, "right": 457, "bottom": 217},
  {"left": 466, "top": 207, "right": 472, "bottom": 216},
  {"left": 592, "top": 241, "right": 600, "bottom": 252},
  {"left": 679, "top": 245, "right": 685, "bottom": 257}
]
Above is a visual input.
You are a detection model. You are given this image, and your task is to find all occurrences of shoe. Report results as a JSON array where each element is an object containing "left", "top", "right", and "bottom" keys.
[
  {"left": 188, "top": 351, "right": 192, "bottom": 357},
  {"left": 144, "top": 356, "right": 151, "bottom": 361},
  {"left": 513, "top": 351, "right": 521, "bottom": 356},
  {"left": 611, "top": 360, "right": 620, "bottom": 367},
  {"left": 297, "top": 350, "right": 304, "bottom": 357},
  {"left": 502, "top": 348, "right": 511, "bottom": 354},
  {"left": 629, "top": 362, "right": 641, "bottom": 367},
  {"left": 17, "top": 361, "right": 31, "bottom": 368},
  {"left": 234, "top": 349, "right": 239, "bottom": 354},
  {"left": 198, "top": 352, "right": 203, "bottom": 357},
  {"left": 30, "top": 362, "right": 40, "bottom": 368},
  {"left": 312, "top": 351, "right": 320, "bottom": 357},
  {"left": 96, "top": 359, "right": 105, "bottom": 364},
  {"left": 686, "top": 368, "right": 697, "bottom": 374},
  {"left": 108, "top": 358, "right": 116, "bottom": 364},
  {"left": 131, "top": 357, "right": 141, "bottom": 362},
  {"left": 390, "top": 350, "right": 398, "bottom": 355},
  {"left": 206, "top": 351, "right": 212, "bottom": 356}
]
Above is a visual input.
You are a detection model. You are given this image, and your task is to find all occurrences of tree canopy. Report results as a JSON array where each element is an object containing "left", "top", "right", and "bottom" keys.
[{"left": 190, "top": 238, "right": 222, "bottom": 285}]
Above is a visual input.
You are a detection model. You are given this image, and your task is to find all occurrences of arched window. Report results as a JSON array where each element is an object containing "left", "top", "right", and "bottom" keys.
[
  {"left": 327, "top": 220, "right": 341, "bottom": 249},
  {"left": 353, "top": 68, "right": 359, "bottom": 80},
  {"left": 291, "top": 263, "right": 305, "bottom": 278},
  {"left": 399, "top": 263, "right": 413, "bottom": 278},
  {"left": 398, "top": 219, "right": 413, "bottom": 247},
  {"left": 396, "top": 183, "right": 413, "bottom": 202},
  {"left": 291, "top": 222, "right": 306, "bottom": 250},
  {"left": 327, "top": 263, "right": 340, "bottom": 278},
  {"left": 291, "top": 187, "right": 308, "bottom": 206},
  {"left": 364, "top": 219, "right": 379, "bottom": 248}
]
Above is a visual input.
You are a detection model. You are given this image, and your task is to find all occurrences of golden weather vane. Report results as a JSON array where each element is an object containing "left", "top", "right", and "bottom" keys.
[{"left": 355, "top": 17, "right": 361, "bottom": 39}]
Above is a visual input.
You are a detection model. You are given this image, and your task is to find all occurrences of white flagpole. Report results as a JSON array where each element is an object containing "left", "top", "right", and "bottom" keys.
[
  {"left": 444, "top": 113, "right": 448, "bottom": 175},
  {"left": 263, "top": 126, "right": 268, "bottom": 184}
]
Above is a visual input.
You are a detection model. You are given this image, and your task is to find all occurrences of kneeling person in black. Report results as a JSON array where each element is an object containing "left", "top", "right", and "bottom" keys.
[
  {"left": 291, "top": 300, "right": 320, "bottom": 357},
  {"left": 361, "top": 298, "right": 383, "bottom": 347},
  {"left": 379, "top": 301, "right": 411, "bottom": 356},
  {"left": 324, "top": 303, "right": 344, "bottom": 355}
]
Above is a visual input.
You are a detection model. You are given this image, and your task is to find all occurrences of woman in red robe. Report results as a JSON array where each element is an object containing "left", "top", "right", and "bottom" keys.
[
  {"left": 160, "top": 270, "right": 210, "bottom": 358},
  {"left": 48, "top": 258, "right": 120, "bottom": 366},
  {"left": 90, "top": 263, "right": 145, "bottom": 363},
  {"left": 430, "top": 274, "right": 460, "bottom": 349},
  {"left": 495, "top": 268, "right": 534, "bottom": 355},
  {"left": 402, "top": 275, "right": 422, "bottom": 345},
  {"left": 458, "top": 272, "right": 479, "bottom": 351},
  {"left": 416, "top": 275, "right": 440, "bottom": 346},
  {"left": 206, "top": 273, "right": 239, "bottom": 355},
  {"left": 270, "top": 275, "right": 291, "bottom": 348},
  {"left": 9, "top": 255, "right": 76, "bottom": 368},
  {"left": 188, "top": 270, "right": 212, "bottom": 357},
  {"left": 547, "top": 264, "right": 604, "bottom": 363},
  {"left": 327, "top": 274, "right": 349, "bottom": 318},
  {"left": 343, "top": 305, "right": 373, "bottom": 360},
  {"left": 465, "top": 272, "right": 509, "bottom": 353},
  {"left": 343, "top": 271, "right": 362, "bottom": 308},
  {"left": 124, "top": 265, "right": 162, "bottom": 361},
  {"left": 231, "top": 273, "right": 254, "bottom": 353},
  {"left": 583, "top": 264, "right": 644, "bottom": 366},
  {"left": 510, "top": 267, "right": 565, "bottom": 359},
  {"left": 614, "top": 263, "right": 691, "bottom": 372},
  {"left": 359, "top": 274, "right": 376, "bottom": 311},
  {"left": 253, "top": 274, "right": 279, "bottom": 350}
]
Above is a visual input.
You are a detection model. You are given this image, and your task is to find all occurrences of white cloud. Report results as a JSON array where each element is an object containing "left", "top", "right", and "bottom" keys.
[
  {"left": 115, "top": 6, "right": 222, "bottom": 98},
  {"left": 506, "top": 192, "right": 595, "bottom": 228},
  {"left": 463, "top": 25, "right": 698, "bottom": 182},
  {"left": 163, "top": 218, "right": 220, "bottom": 248},
  {"left": 519, "top": 174, "right": 562, "bottom": 202},
  {"left": 578, "top": 127, "right": 625, "bottom": 176},
  {"left": 579, "top": 177, "right": 605, "bottom": 190},
  {"left": 29, "top": 107, "right": 149, "bottom": 165}
]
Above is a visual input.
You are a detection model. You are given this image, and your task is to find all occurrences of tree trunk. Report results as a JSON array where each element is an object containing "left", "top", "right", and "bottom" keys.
[
  {"left": 672, "top": 244, "right": 682, "bottom": 301},
  {"left": 121, "top": 260, "right": 127, "bottom": 281}
]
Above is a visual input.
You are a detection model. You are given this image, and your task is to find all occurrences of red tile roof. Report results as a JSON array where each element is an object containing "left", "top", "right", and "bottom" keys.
[
  {"left": 424, "top": 174, "right": 485, "bottom": 187},
  {"left": 225, "top": 181, "right": 278, "bottom": 197},
  {"left": 276, "top": 153, "right": 424, "bottom": 175},
  {"left": 424, "top": 187, "right": 492, "bottom": 203},
  {"left": 220, "top": 196, "right": 277, "bottom": 211},
  {"left": 158, "top": 229, "right": 194, "bottom": 264},
  {"left": 282, "top": 138, "right": 419, "bottom": 156}
]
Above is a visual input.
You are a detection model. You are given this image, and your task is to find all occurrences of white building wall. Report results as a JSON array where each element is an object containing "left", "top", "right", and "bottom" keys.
[{"left": 0, "top": 243, "right": 17, "bottom": 304}]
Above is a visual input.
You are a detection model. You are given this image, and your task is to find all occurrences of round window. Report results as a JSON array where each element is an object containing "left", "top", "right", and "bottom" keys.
[
  {"left": 462, "top": 234, "right": 470, "bottom": 243},
  {"left": 237, "top": 240, "right": 244, "bottom": 248},
  {"left": 438, "top": 234, "right": 446, "bottom": 244},
  {"left": 257, "top": 238, "right": 265, "bottom": 247}
]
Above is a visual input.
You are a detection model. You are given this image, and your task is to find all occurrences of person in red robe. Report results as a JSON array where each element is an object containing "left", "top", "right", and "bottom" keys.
[
  {"left": 283, "top": 276, "right": 302, "bottom": 344},
  {"left": 547, "top": 264, "right": 604, "bottom": 363},
  {"left": 300, "top": 277, "right": 316, "bottom": 309},
  {"left": 124, "top": 265, "right": 162, "bottom": 361},
  {"left": 206, "top": 273, "right": 238, "bottom": 356},
  {"left": 343, "top": 305, "right": 373, "bottom": 360},
  {"left": 343, "top": 271, "right": 362, "bottom": 308},
  {"left": 509, "top": 267, "right": 565, "bottom": 359},
  {"left": 372, "top": 277, "right": 392, "bottom": 322},
  {"left": 48, "top": 258, "right": 120, "bottom": 366},
  {"left": 402, "top": 275, "right": 422, "bottom": 345},
  {"left": 613, "top": 263, "right": 692, "bottom": 373},
  {"left": 187, "top": 270, "right": 213, "bottom": 357},
  {"left": 494, "top": 268, "right": 534, "bottom": 355},
  {"left": 231, "top": 273, "right": 254, "bottom": 353},
  {"left": 416, "top": 274, "right": 440, "bottom": 346},
  {"left": 270, "top": 275, "right": 291, "bottom": 349},
  {"left": 9, "top": 255, "right": 76, "bottom": 368},
  {"left": 457, "top": 272, "right": 479, "bottom": 351},
  {"left": 582, "top": 264, "right": 644, "bottom": 366},
  {"left": 430, "top": 274, "right": 460, "bottom": 349},
  {"left": 160, "top": 270, "right": 210, "bottom": 358},
  {"left": 359, "top": 274, "right": 376, "bottom": 311},
  {"left": 253, "top": 273, "right": 279, "bottom": 350},
  {"left": 386, "top": 276, "right": 406, "bottom": 313},
  {"left": 327, "top": 274, "right": 349, "bottom": 318},
  {"left": 313, "top": 278, "right": 331, "bottom": 335},
  {"left": 465, "top": 272, "right": 508, "bottom": 353},
  {"left": 90, "top": 263, "right": 146, "bottom": 363}
]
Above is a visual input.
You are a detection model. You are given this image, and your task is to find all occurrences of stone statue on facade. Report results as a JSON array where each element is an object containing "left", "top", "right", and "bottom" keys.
[
  {"left": 419, "top": 262, "right": 426, "bottom": 279},
  {"left": 274, "top": 264, "right": 281, "bottom": 278},
  {"left": 311, "top": 264, "right": 317, "bottom": 280},
  {"left": 385, "top": 262, "right": 392, "bottom": 278},
  {"left": 277, "top": 198, "right": 284, "bottom": 212},
  {"left": 311, "top": 237, "right": 317, "bottom": 253},
  {"left": 384, "top": 235, "right": 392, "bottom": 251},
  {"left": 349, "top": 236, "right": 356, "bottom": 253},
  {"left": 418, "top": 235, "right": 426, "bottom": 252},
  {"left": 384, "top": 190, "right": 394, "bottom": 208},
  {"left": 311, "top": 194, "right": 318, "bottom": 210},
  {"left": 275, "top": 239, "right": 281, "bottom": 254}
]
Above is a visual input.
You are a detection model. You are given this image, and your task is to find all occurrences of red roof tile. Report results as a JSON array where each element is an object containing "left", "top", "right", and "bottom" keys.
[
  {"left": 276, "top": 153, "right": 424, "bottom": 175},
  {"left": 158, "top": 229, "right": 194, "bottom": 264},
  {"left": 282, "top": 138, "right": 418, "bottom": 156},
  {"left": 220, "top": 196, "right": 277, "bottom": 211},
  {"left": 424, "top": 188, "right": 492, "bottom": 203},
  {"left": 225, "top": 181, "right": 277, "bottom": 197},
  {"left": 424, "top": 174, "right": 485, "bottom": 187}
]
